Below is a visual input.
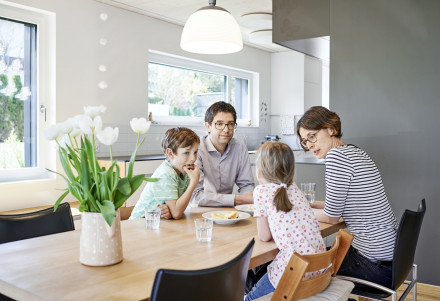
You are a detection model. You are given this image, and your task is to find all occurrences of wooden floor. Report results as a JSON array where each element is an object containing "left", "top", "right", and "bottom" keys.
[{"left": 351, "top": 283, "right": 440, "bottom": 301}]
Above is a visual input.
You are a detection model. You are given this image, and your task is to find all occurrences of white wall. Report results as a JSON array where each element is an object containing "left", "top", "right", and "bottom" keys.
[{"left": 0, "top": 0, "right": 271, "bottom": 211}]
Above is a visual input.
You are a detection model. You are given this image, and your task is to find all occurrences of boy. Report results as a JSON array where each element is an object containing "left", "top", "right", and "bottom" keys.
[{"left": 129, "top": 127, "right": 200, "bottom": 220}]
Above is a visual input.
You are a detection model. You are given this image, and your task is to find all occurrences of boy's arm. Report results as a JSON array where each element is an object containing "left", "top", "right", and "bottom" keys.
[{"left": 165, "top": 165, "right": 200, "bottom": 220}]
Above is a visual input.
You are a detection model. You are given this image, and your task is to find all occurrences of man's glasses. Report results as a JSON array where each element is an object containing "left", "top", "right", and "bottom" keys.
[
  {"left": 300, "top": 132, "right": 319, "bottom": 148},
  {"left": 213, "top": 122, "right": 237, "bottom": 131}
]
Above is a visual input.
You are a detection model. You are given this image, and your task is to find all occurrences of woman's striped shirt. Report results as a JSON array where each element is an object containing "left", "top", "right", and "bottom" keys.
[{"left": 324, "top": 144, "right": 397, "bottom": 261}]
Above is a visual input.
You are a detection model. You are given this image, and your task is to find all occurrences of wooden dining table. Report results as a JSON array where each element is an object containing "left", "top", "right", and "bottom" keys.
[{"left": 0, "top": 206, "right": 345, "bottom": 301}]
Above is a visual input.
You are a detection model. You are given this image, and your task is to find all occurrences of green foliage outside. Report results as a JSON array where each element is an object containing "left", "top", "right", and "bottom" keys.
[
  {"left": 0, "top": 74, "right": 25, "bottom": 143},
  {"left": 0, "top": 130, "right": 24, "bottom": 168},
  {"left": 148, "top": 63, "right": 224, "bottom": 117}
]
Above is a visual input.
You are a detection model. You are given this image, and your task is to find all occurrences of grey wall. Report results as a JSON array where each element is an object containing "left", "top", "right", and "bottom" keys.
[{"left": 330, "top": 0, "right": 440, "bottom": 285}]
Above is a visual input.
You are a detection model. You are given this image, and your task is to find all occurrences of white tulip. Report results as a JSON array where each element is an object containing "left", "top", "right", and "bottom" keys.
[
  {"left": 78, "top": 115, "right": 103, "bottom": 135},
  {"left": 43, "top": 125, "right": 60, "bottom": 140},
  {"left": 130, "top": 118, "right": 151, "bottom": 134},
  {"left": 96, "top": 127, "right": 119, "bottom": 146},
  {"left": 58, "top": 134, "right": 72, "bottom": 149},
  {"left": 84, "top": 105, "right": 106, "bottom": 119},
  {"left": 78, "top": 116, "right": 93, "bottom": 135},
  {"left": 58, "top": 118, "right": 74, "bottom": 134},
  {"left": 70, "top": 128, "right": 82, "bottom": 138}
]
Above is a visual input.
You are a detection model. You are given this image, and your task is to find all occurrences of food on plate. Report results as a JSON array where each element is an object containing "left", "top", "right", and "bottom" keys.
[
  {"left": 246, "top": 205, "right": 254, "bottom": 211},
  {"left": 211, "top": 212, "right": 239, "bottom": 219},
  {"left": 184, "top": 163, "right": 195, "bottom": 170}
]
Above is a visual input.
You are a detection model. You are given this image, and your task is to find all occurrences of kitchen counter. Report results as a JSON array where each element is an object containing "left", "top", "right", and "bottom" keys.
[{"left": 101, "top": 150, "right": 324, "bottom": 165}]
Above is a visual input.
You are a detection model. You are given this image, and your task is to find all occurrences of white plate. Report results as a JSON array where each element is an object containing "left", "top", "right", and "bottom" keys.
[
  {"left": 235, "top": 204, "right": 254, "bottom": 216},
  {"left": 202, "top": 211, "right": 251, "bottom": 225}
]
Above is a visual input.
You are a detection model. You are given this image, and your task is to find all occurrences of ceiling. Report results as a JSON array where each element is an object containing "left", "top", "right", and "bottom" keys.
[{"left": 96, "top": 0, "right": 290, "bottom": 52}]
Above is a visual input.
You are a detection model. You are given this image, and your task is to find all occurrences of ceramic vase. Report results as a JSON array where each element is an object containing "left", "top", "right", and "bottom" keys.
[{"left": 79, "top": 209, "right": 123, "bottom": 266}]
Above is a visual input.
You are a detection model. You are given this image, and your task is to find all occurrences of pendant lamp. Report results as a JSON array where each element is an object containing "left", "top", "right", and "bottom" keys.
[{"left": 181, "top": 0, "right": 243, "bottom": 54}]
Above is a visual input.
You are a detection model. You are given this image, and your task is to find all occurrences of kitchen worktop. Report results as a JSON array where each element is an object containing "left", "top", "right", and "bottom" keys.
[{"left": 100, "top": 150, "right": 324, "bottom": 165}]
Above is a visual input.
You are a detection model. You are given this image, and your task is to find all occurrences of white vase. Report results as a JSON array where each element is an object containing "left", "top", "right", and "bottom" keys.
[{"left": 79, "top": 209, "right": 123, "bottom": 266}]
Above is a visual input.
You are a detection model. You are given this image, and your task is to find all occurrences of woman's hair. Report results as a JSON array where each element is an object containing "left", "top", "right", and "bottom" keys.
[
  {"left": 204, "top": 101, "right": 237, "bottom": 124},
  {"left": 296, "top": 106, "right": 342, "bottom": 151},
  {"left": 161, "top": 127, "right": 200, "bottom": 155},
  {"left": 256, "top": 142, "right": 295, "bottom": 212}
]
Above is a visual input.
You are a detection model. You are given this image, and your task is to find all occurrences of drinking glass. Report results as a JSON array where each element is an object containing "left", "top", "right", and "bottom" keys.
[
  {"left": 300, "top": 183, "right": 316, "bottom": 203},
  {"left": 194, "top": 218, "right": 213, "bottom": 242},
  {"left": 145, "top": 208, "right": 161, "bottom": 229}
]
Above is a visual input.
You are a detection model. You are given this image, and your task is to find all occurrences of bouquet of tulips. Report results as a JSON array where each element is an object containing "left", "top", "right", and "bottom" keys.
[{"left": 44, "top": 105, "right": 156, "bottom": 226}]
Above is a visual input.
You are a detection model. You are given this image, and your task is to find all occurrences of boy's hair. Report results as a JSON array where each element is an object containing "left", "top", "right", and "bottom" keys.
[
  {"left": 204, "top": 101, "right": 237, "bottom": 124},
  {"left": 256, "top": 142, "right": 295, "bottom": 212},
  {"left": 296, "top": 106, "right": 342, "bottom": 151},
  {"left": 161, "top": 127, "right": 200, "bottom": 155}
]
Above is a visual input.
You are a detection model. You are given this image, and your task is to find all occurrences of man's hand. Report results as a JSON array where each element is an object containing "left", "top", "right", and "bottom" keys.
[
  {"left": 158, "top": 204, "right": 172, "bottom": 219},
  {"left": 234, "top": 191, "right": 253, "bottom": 205}
]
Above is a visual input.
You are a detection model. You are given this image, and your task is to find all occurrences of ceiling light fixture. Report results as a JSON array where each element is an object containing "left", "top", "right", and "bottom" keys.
[{"left": 180, "top": 0, "right": 243, "bottom": 54}]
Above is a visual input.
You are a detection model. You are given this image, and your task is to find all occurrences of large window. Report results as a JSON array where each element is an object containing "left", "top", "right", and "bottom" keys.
[
  {"left": 0, "top": 2, "right": 55, "bottom": 183},
  {"left": 148, "top": 51, "right": 256, "bottom": 126},
  {"left": 0, "top": 17, "right": 37, "bottom": 169}
]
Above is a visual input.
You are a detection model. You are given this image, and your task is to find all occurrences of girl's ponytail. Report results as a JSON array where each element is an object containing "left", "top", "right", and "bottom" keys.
[{"left": 273, "top": 184, "right": 292, "bottom": 212}]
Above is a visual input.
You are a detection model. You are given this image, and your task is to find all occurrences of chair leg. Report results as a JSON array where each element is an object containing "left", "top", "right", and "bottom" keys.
[{"left": 413, "top": 264, "right": 417, "bottom": 301}]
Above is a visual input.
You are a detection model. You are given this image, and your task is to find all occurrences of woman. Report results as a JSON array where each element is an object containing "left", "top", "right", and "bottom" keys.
[{"left": 296, "top": 106, "right": 398, "bottom": 287}]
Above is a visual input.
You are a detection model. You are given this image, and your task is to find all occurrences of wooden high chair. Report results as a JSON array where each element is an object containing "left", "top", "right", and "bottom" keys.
[{"left": 255, "top": 229, "right": 354, "bottom": 301}]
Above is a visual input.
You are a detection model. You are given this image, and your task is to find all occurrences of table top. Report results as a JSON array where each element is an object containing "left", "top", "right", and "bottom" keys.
[{"left": 0, "top": 206, "right": 345, "bottom": 301}]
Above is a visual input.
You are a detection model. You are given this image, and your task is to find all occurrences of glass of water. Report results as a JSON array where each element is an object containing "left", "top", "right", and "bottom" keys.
[
  {"left": 194, "top": 218, "right": 213, "bottom": 242},
  {"left": 300, "top": 183, "right": 316, "bottom": 203},
  {"left": 145, "top": 208, "right": 161, "bottom": 229}
]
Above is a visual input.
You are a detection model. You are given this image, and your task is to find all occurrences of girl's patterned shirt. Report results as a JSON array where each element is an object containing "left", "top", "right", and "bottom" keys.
[{"left": 253, "top": 183, "right": 326, "bottom": 288}]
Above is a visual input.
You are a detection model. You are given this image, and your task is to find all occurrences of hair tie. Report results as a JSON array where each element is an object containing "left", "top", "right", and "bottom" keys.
[{"left": 279, "top": 183, "right": 287, "bottom": 189}]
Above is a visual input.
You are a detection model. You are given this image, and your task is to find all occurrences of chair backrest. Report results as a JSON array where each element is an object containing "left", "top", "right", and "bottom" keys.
[
  {"left": 272, "top": 229, "right": 354, "bottom": 301},
  {"left": 150, "top": 238, "right": 255, "bottom": 301},
  {"left": 391, "top": 199, "right": 426, "bottom": 289},
  {"left": 0, "top": 202, "right": 75, "bottom": 244}
]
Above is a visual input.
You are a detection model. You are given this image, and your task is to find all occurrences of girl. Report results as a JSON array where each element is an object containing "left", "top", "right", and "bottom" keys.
[{"left": 245, "top": 142, "right": 326, "bottom": 301}]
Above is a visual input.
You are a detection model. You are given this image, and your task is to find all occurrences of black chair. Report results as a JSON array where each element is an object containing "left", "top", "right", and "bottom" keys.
[
  {"left": 337, "top": 199, "right": 426, "bottom": 301},
  {"left": 0, "top": 202, "right": 75, "bottom": 244},
  {"left": 150, "top": 238, "right": 255, "bottom": 301}
]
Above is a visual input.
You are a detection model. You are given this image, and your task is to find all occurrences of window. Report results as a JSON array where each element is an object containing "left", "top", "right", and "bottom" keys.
[
  {"left": 0, "top": 17, "right": 37, "bottom": 169},
  {"left": 148, "top": 51, "right": 258, "bottom": 126},
  {"left": 0, "top": 2, "right": 55, "bottom": 183}
]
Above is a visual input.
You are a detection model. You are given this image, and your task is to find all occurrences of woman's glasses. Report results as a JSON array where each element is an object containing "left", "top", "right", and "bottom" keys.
[{"left": 300, "top": 132, "right": 319, "bottom": 148}]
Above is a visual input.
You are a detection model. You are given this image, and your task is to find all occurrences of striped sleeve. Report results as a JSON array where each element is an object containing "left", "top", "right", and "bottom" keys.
[{"left": 324, "top": 150, "right": 354, "bottom": 217}]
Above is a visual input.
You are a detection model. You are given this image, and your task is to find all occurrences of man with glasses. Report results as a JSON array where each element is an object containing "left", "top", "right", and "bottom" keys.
[{"left": 191, "top": 101, "right": 254, "bottom": 207}]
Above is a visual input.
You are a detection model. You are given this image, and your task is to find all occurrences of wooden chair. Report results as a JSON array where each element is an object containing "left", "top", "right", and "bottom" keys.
[
  {"left": 0, "top": 202, "right": 75, "bottom": 244},
  {"left": 255, "top": 229, "right": 354, "bottom": 301},
  {"left": 337, "top": 199, "right": 426, "bottom": 301},
  {"left": 150, "top": 238, "right": 255, "bottom": 301},
  {"left": 119, "top": 206, "right": 134, "bottom": 220}
]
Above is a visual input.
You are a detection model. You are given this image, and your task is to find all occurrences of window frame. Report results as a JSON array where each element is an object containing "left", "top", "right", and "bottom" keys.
[
  {"left": 148, "top": 50, "right": 259, "bottom": 127},
  {"left": 0, "top": 1, "right": 56, "bottom": 183}
]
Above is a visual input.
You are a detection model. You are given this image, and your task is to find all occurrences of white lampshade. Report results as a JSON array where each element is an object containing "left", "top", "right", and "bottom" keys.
[{"left": 181, "top": 3, "right": 243, "bottom": 54}]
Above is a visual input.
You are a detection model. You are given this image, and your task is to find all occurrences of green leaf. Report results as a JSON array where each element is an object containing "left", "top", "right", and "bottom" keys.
[
  {"left": 53, "top": 190, "right": 69, "bottom": 211},
  {"left": 80, "top": 139, "right": 90, "bottom": 191},
  {"left": 145, "top": 177, "right": 159, "bottom": 182},
  {"left": 98, "top": 200, "right": 115, "bottom": 226},
  {"left": 117, "top": 177, "right": 131, "bottom": 196},
  {"left": 58, "top": 147, "right": 76, "bottom": 182},
  {"left": 113, "top": 174, "right": 146, "bottom": 209},
  {"left": 127, "top": 136, "right": 145, "bottom": 179}
]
